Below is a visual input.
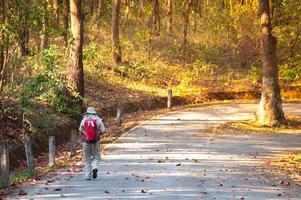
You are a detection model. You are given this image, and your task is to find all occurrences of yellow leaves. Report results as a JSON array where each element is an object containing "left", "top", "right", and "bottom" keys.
[
  {"left": 228, "top": 118, "right": 301, "bottom": 134},
  {"left": 271, "top": 153, "right": 301, "bottom": 184}
]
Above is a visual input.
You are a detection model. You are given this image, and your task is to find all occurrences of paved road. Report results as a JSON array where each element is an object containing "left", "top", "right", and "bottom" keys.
[{"left": 9, "top": 104, "right": 301, "bottom": 200}]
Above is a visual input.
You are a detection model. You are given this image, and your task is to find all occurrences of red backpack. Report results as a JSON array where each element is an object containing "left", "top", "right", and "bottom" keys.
[{"left": 83, "top": 119, "right": 98, "bottom": 143}]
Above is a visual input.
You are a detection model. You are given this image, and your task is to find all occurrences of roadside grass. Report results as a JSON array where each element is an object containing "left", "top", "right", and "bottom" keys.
[
  {"left": 271, "top": 153, "right": 301, "bottom": 184},
  {"left": 10, "top": 170, "right": 39, "bottom": 185},
  {"left": 227, "top": 117, "right": 301, "bottom": 134}
]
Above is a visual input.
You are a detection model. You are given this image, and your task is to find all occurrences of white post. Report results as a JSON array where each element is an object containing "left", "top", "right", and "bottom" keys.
[
  {"left": 24, "top": 137, "right": 35, "bottom": 171},
  {"left": 167, "top": 89, "right": 172, "bottom": 109},
  {"left": 49, "top": 136, "right": 55, "bottom": 167},
  {"left": 0, "top": 141, "right": 9, "bottom": 188},
  {"left": 70, "top": 130, "right": 77, "bottom": 157},
  {"left": 116, "top": 108, "right": 122, "bottom": 127}
]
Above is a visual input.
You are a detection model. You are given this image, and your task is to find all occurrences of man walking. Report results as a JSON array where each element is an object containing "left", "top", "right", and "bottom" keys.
[{"left": 79, "top": 107, "right": 106, "bottom": 180}]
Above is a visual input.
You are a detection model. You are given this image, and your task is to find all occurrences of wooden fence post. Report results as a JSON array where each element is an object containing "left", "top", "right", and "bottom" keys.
[
  {"left": 116, "top": 108, "right": 122, "bottom": 127},
  {"left": 0, "top": 141, "right": 9, "bottom": 188},
  {"left": 24, "top": 137, "right": 35, "bottom": 171},
  {"left": 167, "top": 89, "right": 172, "bottom": 109},
  {"left": 48, "top": 136, "right": 55, "bottom": 167},
  {"left": 70, "top": 130, "right": 77, "bottom": 157}
]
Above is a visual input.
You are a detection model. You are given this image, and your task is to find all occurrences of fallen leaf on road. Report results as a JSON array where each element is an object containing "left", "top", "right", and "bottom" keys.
[
  {"left": 263, "top": 159, "right": 272, "bottom": 165},
  {"left": 18, "top": 190, "right": 27, "bottom": 195},
  {"left": 280, "top": 180, "right": 290, "bottom": 186}
]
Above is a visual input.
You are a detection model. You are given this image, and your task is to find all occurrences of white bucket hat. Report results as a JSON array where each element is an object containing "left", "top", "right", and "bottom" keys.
[{"left": 86, "top": 107, "right": 97, "bottom": 114}]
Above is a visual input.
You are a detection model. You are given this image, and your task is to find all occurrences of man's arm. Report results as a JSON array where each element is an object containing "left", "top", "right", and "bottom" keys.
[
  {"left": 97, "top": 118, "right": 106, "bottom": 134},
  {"left": 79, "top": 119, "right": 85, "bottom": 134}
]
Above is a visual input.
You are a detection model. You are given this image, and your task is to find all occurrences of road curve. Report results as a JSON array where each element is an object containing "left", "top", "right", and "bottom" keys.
[{"left": 9, "top": 103, "right": 301, "bottom": 200}]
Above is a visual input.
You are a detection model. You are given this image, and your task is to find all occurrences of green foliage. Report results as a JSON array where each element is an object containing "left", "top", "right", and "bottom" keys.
[
  {"left": 247, "top": 65, "right": 263, "bottom": 83},
  {"left": 192, "top": 59, "right": 219, "bottom": 76},
  {"left": 279, "top": 63, "right": 301, "bottom": 82},
  {"left": 3, "top": 0, "right": 44, "bottom": 44},
  {"left": 10, "top": 169, "right": 38, "bottom": 184},
  {"left": 20, "top": 45, "right": 75, "bottom": 114}
]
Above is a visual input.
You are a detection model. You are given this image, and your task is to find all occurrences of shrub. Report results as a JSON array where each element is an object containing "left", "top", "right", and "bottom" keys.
[
  {"left": 20, "top": 45, "right": 78, "bottom": 114},
  {"left": 247, "top": 65, "right": 262, "bottom": 83}
]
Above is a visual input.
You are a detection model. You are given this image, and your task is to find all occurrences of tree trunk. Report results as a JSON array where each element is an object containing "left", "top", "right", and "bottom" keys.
[
  {"left": 0, "top": 0, "right": 5, "bottom": 93},
  {"left": 89, "top": 0, "right": 95, "bottom": 15},
  {"left": 148, "top": 28, "right": 152, "bottom": 59},
  {"left": 167, "top": 0, "right": 172, "bottom": 33},
  {"left": 97, "top": 0, "right": 102, "bottom": 17},
  {"left": 183, "top": 0, "right": 192, "bottom": 64},
  {"left": 68, "top": 0, "right": 84, "bottom": 98},
  {"left": 152, "top": 0, "right": 160, "bottom": 35},
  {"left": 0, "top": 46, "right": 4, "bottom": 93},
  {"left": 256, "top": 0, "right": 285, "bottom": 125},
  {"left": 53, "top": 0, "right": 60, "bottom": 24},
  {"left": 139, "top": 0, "right": 144, "bottom": 15},
  {"left": 40, "top": 1, "right": 49, "bottom": 51},
  {"left": 112, "top": 0, "right": 122, "bottom": 65},
  {"left": 193, "top": 0, "right": 199, "bottom": 33},
  {"left": 124, "top": 0, "right": 130, "bottom": 26},
  {"left": 222, "top": 0, "right": 225, "bottom": 8},
  {"left": 19, "top": 0, "right": 30, "bottom": 55},
  {"left": 290, "top": 29, "right": 300, "bottom": 59},
  {"left": 20, "top": 28, "right": 30, "bottom": 56},
  {"left": 63, "top": 0, "right": 70, "bottom": 46}
]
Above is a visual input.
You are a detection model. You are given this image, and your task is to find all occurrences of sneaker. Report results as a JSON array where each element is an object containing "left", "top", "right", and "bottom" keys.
[{"left": 92, "top": 169, "right": 98, "bottom": 179}]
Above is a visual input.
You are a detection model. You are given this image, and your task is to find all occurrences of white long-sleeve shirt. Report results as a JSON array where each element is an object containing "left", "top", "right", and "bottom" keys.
[{"left": 79, "top": 114, "right": 106, "bottom": 135}]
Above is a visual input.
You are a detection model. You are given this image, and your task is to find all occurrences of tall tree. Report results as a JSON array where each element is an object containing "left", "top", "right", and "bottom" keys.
[
  {"left": 112, "top": 0, "right": 122, "bottom": 65},
  {"left": 19, "top": 0, "right": 30, "bottom": 56},
  {"left": 182, "top": 0, "right": 193, "bottom": 63},
  {"left": 256, "top": 0, "right": 285, "bottom": 125},
  {"left": 40, "top": 1, "right": 49, "bottom": 51},
  {"left": 97, "top": 0, "right": 103, "bottom": 17},
  {"left": 53, "top": 0, "right": 60, "bottom": 24},
  {"left": 152, "top": 0, "right": 160, "bottom": 35},
  {"left": 63, "top": 0, "right": 70, "bottom": 46},
  {"left": 167, "top": 0, "right": 172, "bottom": 33},
  {"left": 68, "top": 0, "right": 84, "bottom": 98},
  {"left": 124, "top": 0, "right": 131, "bottom": 25},
  {"left": 89, "top": 0, "right": 95, "bottom": 15},
  {"left": 192, "top": 0, "right": 200, "bottom": 33},
  {"left": 0, "top": 0, "right": 6, "bottom": 93}
]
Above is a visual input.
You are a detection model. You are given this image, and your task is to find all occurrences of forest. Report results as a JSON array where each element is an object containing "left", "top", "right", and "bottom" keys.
[
  {"left": 0, "top": 0, "right": 301, "bottom": 197},
  {"left": 1, "top": 0, "right": 300, "bottom": 141}
]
